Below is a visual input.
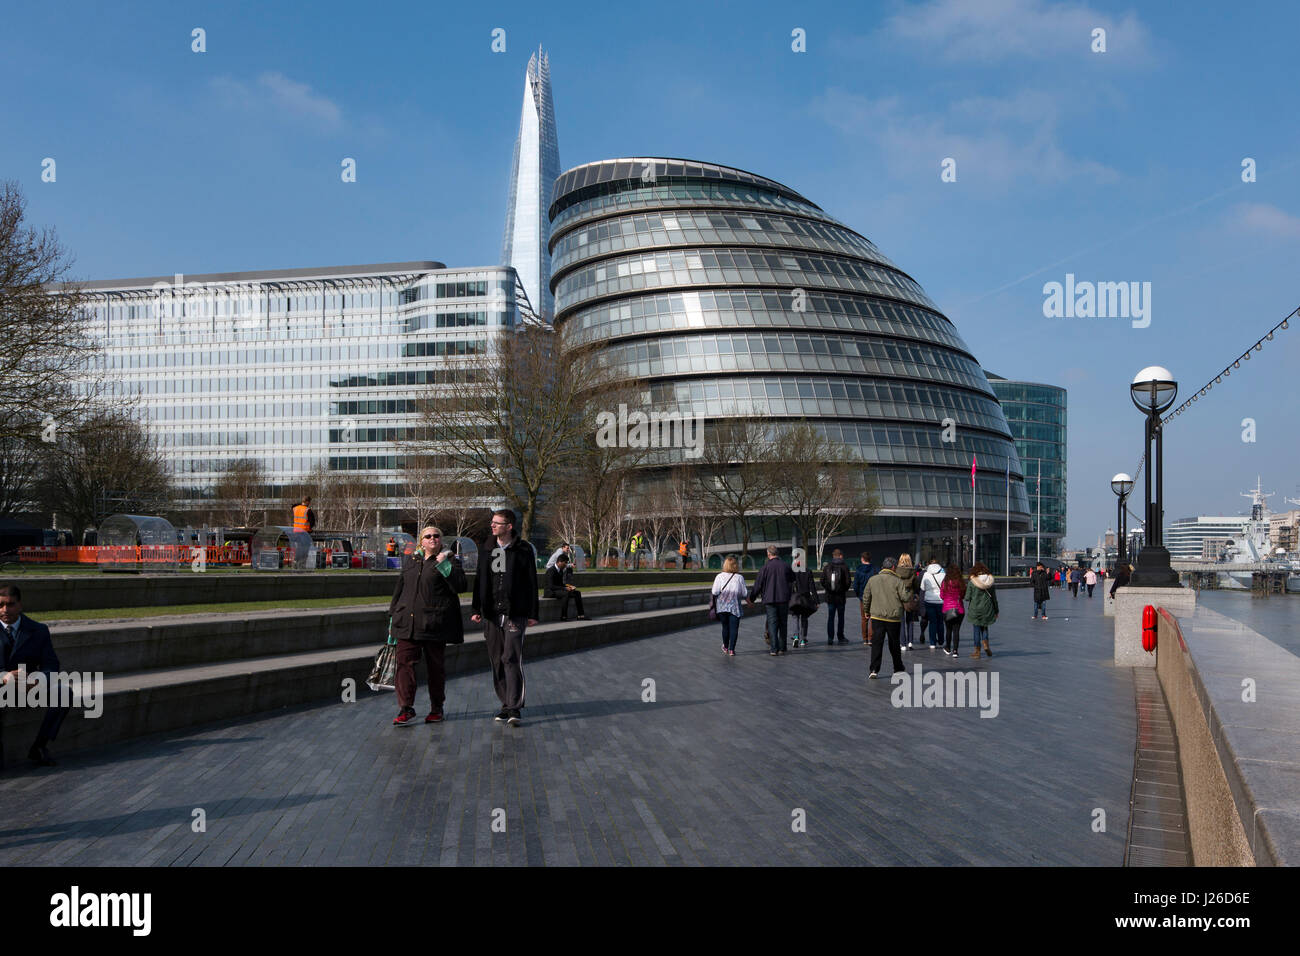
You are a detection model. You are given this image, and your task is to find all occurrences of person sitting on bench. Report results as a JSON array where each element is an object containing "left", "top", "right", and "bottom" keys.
[{"left": 545, "top": 554, "right": 588, "bottom": 621}]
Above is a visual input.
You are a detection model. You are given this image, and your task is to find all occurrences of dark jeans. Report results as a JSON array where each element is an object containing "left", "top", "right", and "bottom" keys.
[
  {"left": 395, "top": 638, "right": 446, "bottom": 712},
  {"left": 1069, "top": 582, "right": 1079, "bottom": 597},
  {"left": 945, "top": 612, "right": 964, "bottom": 652},
  {"left": 1086, "top": 584, "right": 1095, "bottom": 597},
  {"left": 924, "top": 602, "right": 944, "bottom": 646},
  {"left": 483, "top": 615, "right": 527, "bottom": 710},
  {"left": 718, "top": 612, "right": 740, "bottom": 651},
  {"left": 826, "top": 599, "right": 845, "bottom": 641},
  {"left": 869, "top": 619, "right": 904, "bottom": 674},
  {"left": 765, "top": 602, "right": 789, "bottom": 652}
]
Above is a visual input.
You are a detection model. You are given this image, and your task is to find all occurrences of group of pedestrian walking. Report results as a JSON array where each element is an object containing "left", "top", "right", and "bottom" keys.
[{"left": 711, "top": 548, "right": 1001, "bottom": 679}]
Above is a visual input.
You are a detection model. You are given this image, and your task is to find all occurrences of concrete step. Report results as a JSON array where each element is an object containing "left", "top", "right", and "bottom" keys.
[
  {"left": 46, "top": 586, "right": 711, "bottom": 674},
  {"left": 1, "top": 603, "right": 713, "bottom": 767},
  {"left": 20, "top": 569, "right": 717, "bottom": 611}
]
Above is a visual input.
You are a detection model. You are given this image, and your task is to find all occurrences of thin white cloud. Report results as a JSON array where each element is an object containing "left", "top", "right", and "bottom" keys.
[
  {"left": 810, "top": 87, "right": 1117, "bottom": 188},
  {"left": 885, "top": 0, "right": 1150, "bottom": 62},
  {"left": 1227, "top": 202, "right": 1300, "bottom": 239},
  {"left": 209, "top": 72, "right": 343, "bottom": 131}
]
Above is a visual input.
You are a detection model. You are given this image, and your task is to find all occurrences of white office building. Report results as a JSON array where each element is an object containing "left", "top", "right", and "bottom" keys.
[
  {"left": 1166, "top": 516, "right": 1249, "bottom": 561},
  {"left": 76, "top": 261, "right": 522, "bottom": 515}
]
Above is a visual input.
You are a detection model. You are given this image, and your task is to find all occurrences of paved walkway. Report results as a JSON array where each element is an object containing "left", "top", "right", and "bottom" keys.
[{"left": 0, "top": 587, "right": 1133, "bottom": 865}]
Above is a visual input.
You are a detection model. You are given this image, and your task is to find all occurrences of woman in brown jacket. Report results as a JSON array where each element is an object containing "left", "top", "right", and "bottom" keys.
[{"left": 389, "top": 526, "right": 468, "bottom": 725}]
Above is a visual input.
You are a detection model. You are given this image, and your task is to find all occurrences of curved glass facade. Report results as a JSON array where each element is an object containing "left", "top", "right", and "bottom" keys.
[
  {"left": 549, "top": 158, "right": 1031, "bottom": 559},
  {"left": 985, "top": 374, "right": 1067, "bottom": 563}
]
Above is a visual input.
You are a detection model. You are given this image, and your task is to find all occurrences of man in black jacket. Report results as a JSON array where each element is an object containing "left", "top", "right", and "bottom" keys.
[
  {"left": 1030, "top": 562, "right": 1051, "bottom": 620},
  {"left": 471, "top": 509, "right": 539, "bottom": 726},
  {"left": 388, "top": 527, "right": 468, "bottom": 725},
  {"left": 820, "top": 549, "right": 851, "bottom": 645},
  {"left": 749, "top": 546, "right": 795, "bottom": 656},
  {"left": 545, "top": 554, "right": 588, "bottom": 621},
  {"left": 0, "top": 584, "right": 67, "bottom": 767}
]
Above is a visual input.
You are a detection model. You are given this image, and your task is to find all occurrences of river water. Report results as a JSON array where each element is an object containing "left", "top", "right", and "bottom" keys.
[{"left": 1196, "top": 590, "right": 1300, "bottom": 657}]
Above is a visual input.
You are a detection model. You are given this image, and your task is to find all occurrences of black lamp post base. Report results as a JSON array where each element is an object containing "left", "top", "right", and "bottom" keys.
[{"left": 1129, "top": 545, "right": 1181, "bottom": 588}]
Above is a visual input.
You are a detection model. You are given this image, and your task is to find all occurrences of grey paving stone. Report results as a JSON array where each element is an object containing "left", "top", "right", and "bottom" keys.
[{"left": 0, "top": 589, "right": 1135, "bottom": 865}]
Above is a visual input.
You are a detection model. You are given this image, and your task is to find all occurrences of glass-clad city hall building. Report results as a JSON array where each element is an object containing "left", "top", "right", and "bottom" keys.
[
  {"left": 77, "top": 261, "right": 520, "bottom": 518},
  {"left": 548, "top": 158, "right": 1032, "bottom": 568},
  {"left": 985, "top": 374, "right": 1067, "bottom": 568}
]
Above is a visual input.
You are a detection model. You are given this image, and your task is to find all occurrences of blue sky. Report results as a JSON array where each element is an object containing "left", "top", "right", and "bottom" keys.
[{"left": 4, "top": 0, "right": 1298, "bottom": 546}]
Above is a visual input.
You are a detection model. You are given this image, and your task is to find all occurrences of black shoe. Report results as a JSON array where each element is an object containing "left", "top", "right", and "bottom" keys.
[
  {"left": 27, "top": 745, "right": 56, "bottom": 767},
  {"left": 494, "top": 710, "right": 509, "bottom": 722},
  {"left": 837, "top": 638, "right": 848, "bottom": 644},
  {"left": 827, "top": 639, "right": 835, "bottom": 645},
  {"left": 577, "top": 615, "right": 590, "bottom": 620},
  {"left": 506, "top": 710, "right": 522, "bottom": 726}
]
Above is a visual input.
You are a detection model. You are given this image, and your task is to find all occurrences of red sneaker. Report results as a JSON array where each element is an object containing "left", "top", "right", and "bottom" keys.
[
  {"left": 393, "top": 710, "right": 417, "bottom": 726},
  {"left": 425, "top": 712, "right": 444, "bottom": 723}
]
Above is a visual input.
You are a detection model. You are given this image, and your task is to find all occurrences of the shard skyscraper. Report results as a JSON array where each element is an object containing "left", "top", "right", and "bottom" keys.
[{"left": 501, "top": 47, "right": 560, "bottom": 322}]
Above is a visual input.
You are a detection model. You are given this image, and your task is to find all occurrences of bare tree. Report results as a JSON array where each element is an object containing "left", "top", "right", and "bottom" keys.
[
  {"left": 212, "top": 458, "right": 266, "bottom": 528},
  {"left": 693, "top": 417, "right": 780, "bottom": 561},
  {"left": 38, "top": 410, "right": 172, "bottom": 541},
  {"left": 768, "top": 421, "right": 877, "bottom": 566},
  {"left": 416, "top": 327, "right": 632, "bottom": 542},
  {"left": 0, "top": 181, "right": 101, "bottom": 446},
  {"left": 0, "top": 431, "right": 44, "bottom": 518}
]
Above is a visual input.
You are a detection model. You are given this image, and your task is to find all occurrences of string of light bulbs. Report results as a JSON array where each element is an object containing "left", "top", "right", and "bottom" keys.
[{"left": 1161, "top": 305, "right": 1299, "bottom": 426}]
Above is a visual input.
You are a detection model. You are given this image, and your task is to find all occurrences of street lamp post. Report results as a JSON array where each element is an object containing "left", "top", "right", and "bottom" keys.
[
  {"left": 1128, "top": 367, "right": 1180, "bottom": 587},
  {"left": 1111, "top": 472, "right": 1134, "bottom": 571}
]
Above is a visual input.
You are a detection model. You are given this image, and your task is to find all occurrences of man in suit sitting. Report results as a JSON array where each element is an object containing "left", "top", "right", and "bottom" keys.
[
  {"left": 544, "top": 554, "right": 588, "bottom": 621},
  {"left": 0, "top": 583, "right": 67, "bottom": 767}
]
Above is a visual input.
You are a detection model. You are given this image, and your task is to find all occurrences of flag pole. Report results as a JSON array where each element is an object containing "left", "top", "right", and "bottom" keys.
[
  {"left": 971, "top": 455, "right": 977, "bottom": 567},
  {"left": 1005, "top": 460, "right": 1010, "bottom": 576}
]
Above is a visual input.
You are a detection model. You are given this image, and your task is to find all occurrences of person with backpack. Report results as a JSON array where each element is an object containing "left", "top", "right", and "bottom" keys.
[
  {"left": 1030, "top": 562, "right": 1051, "bottom": 620},
  {"left": 919, "top": 557, "right": 946, "bottom": 651},
  {"left": 790, "top": 562, "right": 821, "bottom": 648},
  {"left": 711, "top": 555, "right": 749, "bottom": 657},
  {"left": 852, "top": 552, "right": 874, "bottom": 645},
  {"left": 939, "top": 564, "right": 965, "bottom": 656},
  {"left": 964, "top": 562, "right": 999, "bottom": 660},
  {"left": 819, "top": 548, "right": 851, "bottom": 645}
]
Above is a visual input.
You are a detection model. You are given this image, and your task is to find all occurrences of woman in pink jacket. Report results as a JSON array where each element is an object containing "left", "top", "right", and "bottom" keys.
[{"left": 939, "top": 563, "right": 965, "bottom": 657}]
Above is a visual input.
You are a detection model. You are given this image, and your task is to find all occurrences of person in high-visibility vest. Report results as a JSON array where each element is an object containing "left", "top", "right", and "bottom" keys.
[{"left": 292, "top": 497, "right": 316, "bottom": 533}]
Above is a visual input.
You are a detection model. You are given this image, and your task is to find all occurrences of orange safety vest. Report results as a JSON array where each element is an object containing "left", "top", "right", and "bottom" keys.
[
  {"left": 293, "top": 504, "right": 310, "bottom": 532},
  {"left": 678, "top": 541, "right": 688, "bottom": 557}
]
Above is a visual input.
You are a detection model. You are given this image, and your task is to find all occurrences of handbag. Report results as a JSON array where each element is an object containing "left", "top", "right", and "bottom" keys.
[
  {"left": 366, "top": 618, "right": 399, "bottom": 692},
  {"left": 944, "top": 606, "right": 963, "bottom": 623},
  {"left": 903, "top": 592, "right": 920, "bottom": 614},
  {"left": 708, "top": 573, "right": 738, "bottom": 621}
]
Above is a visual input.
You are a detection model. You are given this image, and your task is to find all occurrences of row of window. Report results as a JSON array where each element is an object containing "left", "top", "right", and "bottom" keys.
[
  {"left": 606, "top": 332, "right": 983, "bottom": 379},
  {"left": 97, "top": 339, "right": 491, "bottom": 369},
  {"left": 90, "top": 289, "right": 400, "bottom": 324},
  {"left": 328, "top": 369, "right": 478, "bottom": 388},
  {"left": 400, "top": 338, "right": 487, "bottom": 357},
  {"left": 400, "top": 279, "right": 510, "bottom": 303},
  {"left": 552, "top": 209, "right": 891, "bottom": 275},
  {"left": 996, "top": 400, "right": 1068, "bottom": 427},
  {"left": 551, "top": 178, "right": 824, "bottom": 233},
  {"left": 608, "top": 348, "right": 991, "bottom": 394},
  {"left": 557, "top": 249, "right": 933, "bottom": 315}
]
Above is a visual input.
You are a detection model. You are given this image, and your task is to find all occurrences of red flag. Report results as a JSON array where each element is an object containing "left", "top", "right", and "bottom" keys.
[{"left": 971, "top": 455, "right": 977, "bottom": 488}]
